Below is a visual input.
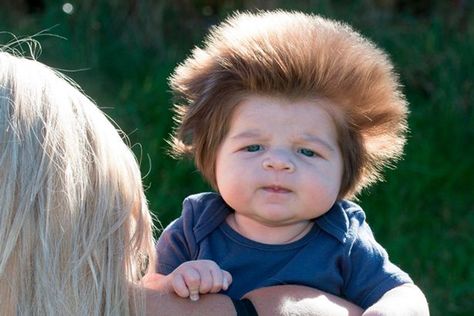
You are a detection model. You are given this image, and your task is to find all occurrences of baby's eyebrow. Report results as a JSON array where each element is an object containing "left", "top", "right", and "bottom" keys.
[
  {"left": 299, "top": 134, "right": 337, "bottom": 152},
  {"left": 229, "top": 130, "right": 337, "bottom": 152},
  {"left": 229, "top": 130, "right": 262, "bottom": 140}
]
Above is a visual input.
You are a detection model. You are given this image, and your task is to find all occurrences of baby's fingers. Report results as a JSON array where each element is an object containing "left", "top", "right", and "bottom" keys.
[
  {"left": 171, "top": 274, "right": 191, "bottom": 298},
  {"left": 208, "top": 268, "right": 232, "bottom": 293},
  {"left": 223, "top": 270, "right": 232, "bottom": 290},
  {"left": 172, "top": 269, "right": 202, "bottom": 300}
]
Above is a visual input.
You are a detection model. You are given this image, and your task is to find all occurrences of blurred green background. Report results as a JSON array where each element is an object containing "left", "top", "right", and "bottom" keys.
[{"left": 1, "top": 0, "right": 472, "bottom": 315}]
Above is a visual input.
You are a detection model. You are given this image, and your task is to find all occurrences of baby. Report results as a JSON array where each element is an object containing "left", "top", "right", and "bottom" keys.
[{"left": 154, "top": 10, "right": 428, "bottom": 314}]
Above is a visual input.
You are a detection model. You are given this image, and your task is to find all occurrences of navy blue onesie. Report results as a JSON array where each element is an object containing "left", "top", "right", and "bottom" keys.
[{"left": 156, "top": 192, "right": 412, "bottom": 308}]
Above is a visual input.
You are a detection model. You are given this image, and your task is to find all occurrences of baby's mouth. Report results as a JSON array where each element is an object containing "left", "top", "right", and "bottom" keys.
[{"left": 262, "top": 185, "right": 292, "bottom": 193}]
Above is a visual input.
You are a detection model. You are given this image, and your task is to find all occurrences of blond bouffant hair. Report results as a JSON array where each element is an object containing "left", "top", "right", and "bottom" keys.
[
  {"left": 0, "top": 50, "right": 155, "bottom": 315},
  {"left": 170, "top": 10, "right": 408, "bottom": 199}
]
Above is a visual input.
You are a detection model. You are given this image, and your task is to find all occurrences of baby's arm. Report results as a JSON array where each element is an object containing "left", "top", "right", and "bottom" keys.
[
  {"left": 152, "top": 259, "right": 232, "bottom": 301},
  {"left": 363, "top": 283, "right": 429, "bottom": 316}
]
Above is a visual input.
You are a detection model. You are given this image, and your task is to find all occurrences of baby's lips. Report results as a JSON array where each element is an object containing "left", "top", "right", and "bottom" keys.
[{"left": 262, "top": 185, "right": 292, "bottom": 193}]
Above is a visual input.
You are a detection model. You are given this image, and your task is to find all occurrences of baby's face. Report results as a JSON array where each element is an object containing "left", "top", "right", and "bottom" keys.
[{"left": 215, "top": 94, "right": 343, "bottom": 227}]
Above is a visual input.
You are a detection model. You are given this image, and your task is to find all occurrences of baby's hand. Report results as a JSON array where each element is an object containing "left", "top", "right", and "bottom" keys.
[{"left": 170, "top": 260, "right": 232, "bottom": 301}]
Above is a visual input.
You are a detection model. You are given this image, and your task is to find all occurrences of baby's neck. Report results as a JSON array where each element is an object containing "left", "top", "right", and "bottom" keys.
[{"left": 225, "top": 213, "right": 314, "bottom": 245}]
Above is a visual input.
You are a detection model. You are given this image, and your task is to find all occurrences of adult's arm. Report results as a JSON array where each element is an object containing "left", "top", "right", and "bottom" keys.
[
  {"left": 144, "top": 273, "right": 363, "bottom": 315},
  {"left": 244, "top": 285, "right": 363, "bottom": 316},
  {"left": 144, "top": 272, "right": 234, "bottom": 315},
  {"left": 145, "top": 291, "right": 235, "bottom": 316},
  {"left": 362, "top": 284, "right": 429, "bottom": 316}
]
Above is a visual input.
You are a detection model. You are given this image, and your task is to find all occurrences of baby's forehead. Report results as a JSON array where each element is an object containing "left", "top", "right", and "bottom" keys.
[
  {"left": 227, "top": 94, "right": 340, "bottom": 135},
  {"left": 229, "top": 93, "right": 344, "bottom": 124}
]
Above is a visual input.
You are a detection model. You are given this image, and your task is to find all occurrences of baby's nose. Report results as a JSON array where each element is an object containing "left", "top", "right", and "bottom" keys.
[{"left": 262, "top": 152, "right": 295, "bottom": 172}]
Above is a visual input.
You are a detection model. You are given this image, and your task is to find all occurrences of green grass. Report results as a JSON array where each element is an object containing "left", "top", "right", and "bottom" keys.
[{"left": 1, "top": 1, "right": 472, "bottom": 314}]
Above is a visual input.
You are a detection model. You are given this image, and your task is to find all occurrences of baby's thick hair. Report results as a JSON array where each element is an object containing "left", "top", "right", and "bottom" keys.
[{"left": 170, "top": 10, "right": 408, "bottom": 198}]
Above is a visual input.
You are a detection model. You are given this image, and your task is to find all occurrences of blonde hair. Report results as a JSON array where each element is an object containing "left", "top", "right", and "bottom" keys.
[
  {"left": 169, "top": 10, "right": 408, "bottom": 198},
  {"left": 0, "top": 51, "right": 156, "bottom": 315}
]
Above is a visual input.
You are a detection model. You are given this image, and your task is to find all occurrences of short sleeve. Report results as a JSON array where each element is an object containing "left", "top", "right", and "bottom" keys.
[
  {"left": 155, "top": 199, "right": 199, "bottom": 275},
  {"left": 343, "top": 219, "right": 413, "bottom": 309},
  {"left": 155, "top": 192, "right": 230, "bottom": 275}
]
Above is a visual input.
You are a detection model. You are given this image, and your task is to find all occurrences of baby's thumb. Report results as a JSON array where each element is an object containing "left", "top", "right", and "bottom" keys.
[{"left": 223, "top": 270, "right": 233, "bottom": 290}]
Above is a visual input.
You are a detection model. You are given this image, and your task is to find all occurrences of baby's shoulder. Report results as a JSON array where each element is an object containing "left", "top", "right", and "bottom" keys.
[
  {"left": 315, "top": 200, "right": 368, "bottom": 243},
  {"left": 182, "top": 192, "right": 225, "bottom": 215},
  {"left": 181, "top": 192, "right": 230, "bottom": 238},
  {"left": 338, "top": 199, "right": 367, "bottom": 225}
]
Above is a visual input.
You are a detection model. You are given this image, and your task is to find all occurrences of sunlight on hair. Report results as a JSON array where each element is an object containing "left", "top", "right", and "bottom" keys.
[{"left": 0, "top": 50, "right": 155, "bottom": 315}]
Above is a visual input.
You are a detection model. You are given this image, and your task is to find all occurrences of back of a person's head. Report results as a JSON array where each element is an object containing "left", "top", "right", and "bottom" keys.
[
  {"left": 170, "top": 10, "right": 408, "bottom": 199},
  {"left": 0, "top": 50, "right": 155, "bottom": 315}
]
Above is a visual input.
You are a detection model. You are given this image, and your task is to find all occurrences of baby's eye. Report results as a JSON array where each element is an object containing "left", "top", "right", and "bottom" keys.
[
  {"left": 245, "top": 144, "right": 262, "bottom": 152},
  {"left": 298, "top": 148, "right": 316, "bottom": 157}
]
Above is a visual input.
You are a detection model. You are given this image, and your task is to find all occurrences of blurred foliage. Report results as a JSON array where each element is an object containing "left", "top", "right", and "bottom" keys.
[{"left": 1, "top": 0, "right": 473, "bottom": 315}]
